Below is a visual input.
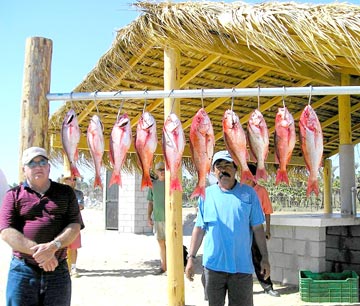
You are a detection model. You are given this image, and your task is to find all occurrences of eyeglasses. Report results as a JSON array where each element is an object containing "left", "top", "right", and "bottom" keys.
[
  {"left": 157, "top": 168, "right": 165, "bottom": 172},
  {"left": 65, "top": 178, "right": 76, "bottom": 182},
  {"left": 214, "top": 162, "right": 233, "bottom": 171},
  {"left": 26, "top": 159, "right": 48, "bottom": 169}
]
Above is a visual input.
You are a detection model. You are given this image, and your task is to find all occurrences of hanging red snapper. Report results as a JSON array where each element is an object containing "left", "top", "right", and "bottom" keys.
[
  {"left": 87, "top": 115, "right": 104, "bottom": 189},
  {"left": 109, "top": 113, "right": 132, "bottom": 188},
  {"left": 162, "top": 113, "right": 185, "bottom": 193},
  {"left": 247, "top": 109, "right": 269, "bottom": 181},
  {"left": 189, "top": 108, "right": 215, "bottom": 200},
  {"left": 274, "top": 107, "right": 296, "bottom": 185},
  {"left": 61, "top": 109, "right": 81, "bottom": 178},
  {"left": 299, "top": 105, "right": 323, "bottom": 197},
  {"left": 135, "top": 112, "right": 157, "bottom": 190},
  {"left": 223, "top": 109, "right": 255, "bottom": 183}
]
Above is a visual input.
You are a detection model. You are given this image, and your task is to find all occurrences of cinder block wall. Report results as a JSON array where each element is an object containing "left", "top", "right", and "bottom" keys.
[
  {"left": 326, "top": 225, "right": 360, "bottom": 275},
  {"left": 268, "top": 225, "right": 326, "bottom": 285},
  {"left": 118, "top": 172, "right": 152, "bottom": 234}
]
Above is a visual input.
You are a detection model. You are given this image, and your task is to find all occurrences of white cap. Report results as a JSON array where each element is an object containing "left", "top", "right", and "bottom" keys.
[
  {"left": 22, "top": 147, "right": 48, "bottom": 165},
  {"left": 155, "top": 161, "right": 165, "bottom": 170}
]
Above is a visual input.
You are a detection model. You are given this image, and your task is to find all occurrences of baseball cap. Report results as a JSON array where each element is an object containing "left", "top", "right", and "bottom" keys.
[
  {"left": 211, "top": 150, "right": 234, "bottom": 167},
  {"left": 22, "top": 147, "right": 49, "bottom": 165},
  {"left": 155, "top": 161, "right": 165, "bottom": 170}
]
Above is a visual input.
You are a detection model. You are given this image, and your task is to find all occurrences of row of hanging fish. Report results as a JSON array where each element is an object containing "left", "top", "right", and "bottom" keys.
[{"left": 60, "top": 103, "right": 323, "bottom": 197}]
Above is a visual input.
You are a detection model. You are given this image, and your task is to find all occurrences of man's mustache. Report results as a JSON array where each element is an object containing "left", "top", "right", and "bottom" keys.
[{"left": 219, "top": 172, "right": 231, "bottom": 178}]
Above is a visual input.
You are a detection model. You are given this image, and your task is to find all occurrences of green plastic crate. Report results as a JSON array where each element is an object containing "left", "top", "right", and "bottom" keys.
[{"left": 299, "top": 270, "right": 359, "bottom": 303}]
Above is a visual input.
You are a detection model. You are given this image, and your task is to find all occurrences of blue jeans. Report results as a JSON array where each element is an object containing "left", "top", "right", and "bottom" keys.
[
  {"left": 204, "top": 267, "right": 253, "bottom": 306},
  {"left": 6, "top": 256, "right": 71, "bottom": 306}
]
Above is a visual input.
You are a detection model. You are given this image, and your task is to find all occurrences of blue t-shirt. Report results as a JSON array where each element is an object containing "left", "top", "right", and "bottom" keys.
[{"left": 195, "top": 182, "right": 264, "bottom": 274}]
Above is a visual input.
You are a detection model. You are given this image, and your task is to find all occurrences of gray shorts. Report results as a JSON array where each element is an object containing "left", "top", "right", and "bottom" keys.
[
  {"left": 153, "top": 221, "right": 165, "bottom": 240},
  {"left": 204, "top": 267, "right": 253, "bottom": 306}
]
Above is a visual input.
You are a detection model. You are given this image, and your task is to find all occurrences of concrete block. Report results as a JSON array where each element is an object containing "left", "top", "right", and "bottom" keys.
[
  {"left": 284, "top": 239, "right": 306, "bottom": 255},
  {"left": 267, "top": 238, "right": 283, "bottom": 253},
  {"left": 271, "top": 253, "right": 293, "bottom": 269},
  {"left": 309, "top": 241, "right": 326, "bottom": 257},
  {"left": 273, "top": 225, "right": 294, "bottom": 239},
  {"left": 295, "top": 227, "right": 325, "bottom": 241},
  {"left": 282, "top": 268, "right": 299, "bottom": 285},
  {"left": 270, "top": 266, "right": 283, "bottom": 284}
]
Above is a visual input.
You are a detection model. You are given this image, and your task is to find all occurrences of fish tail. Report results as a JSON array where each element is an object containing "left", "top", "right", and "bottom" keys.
[
  {"left": 94, "top": 175, "right": 103, "bottom": 189},
  {"left": 275, "top": 169, "right": 289, "bottom": 185},
  {"left": 256, "top": 168, "right": 268, "bottom": 181},
  {"left": 109, "top": 173, "right": 122, "bottom": 188},
  {"left": 141, "top": 174, "right": 152, "bottom": 190},
  {"left": 190, "top": 185, "right": 205, "bottom": 200},
  {"left": 170, "top": 178, "right": 183, "bottom": 192},
  {"left": 306, "top": 179, "right": 319, "bottom": 197},
  {"left": 241, "top": 170, "right": 256, "bottom": 184},
  {"left": 71, "top": 165, "right": 81, "bottom": 178}
]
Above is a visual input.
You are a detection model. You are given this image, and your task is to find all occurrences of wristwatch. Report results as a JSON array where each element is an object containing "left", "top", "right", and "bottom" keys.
[
  {"left": 53, "top": 240, "right": 62, "bottom": 249},
  {"left": 186, "top": 254, "right": 196, "bottom": 260}
]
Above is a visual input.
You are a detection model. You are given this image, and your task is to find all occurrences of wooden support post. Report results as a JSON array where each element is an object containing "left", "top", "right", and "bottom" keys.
[
  {"left": 19, "top": 37, "right": 52, "bottom": 182},
  {"left": 164, "top": 45, "right": 185, "bottom": 306},
  {"left": 323, "top": 158, "right": 332, "bottom": 214},
  {"left": 338, "top": 74, "right": 356, "bottom": 215}
]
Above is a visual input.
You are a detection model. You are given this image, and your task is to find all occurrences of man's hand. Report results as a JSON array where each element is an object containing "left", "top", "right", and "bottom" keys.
[
  {"left": 260, "top": 258, "right": 271, "bottom": 280},
  {"left": 31, "top": 242, "right": 58, "bottom": 266},
  {"left": 39, "top": 256, "right": 59, "bottom": 271},
  {"left": 148, "top": 218, "right": 154, "bottom": 227},
  {"left": 185, "top": 259, "right": 195, "bottom": 281}
]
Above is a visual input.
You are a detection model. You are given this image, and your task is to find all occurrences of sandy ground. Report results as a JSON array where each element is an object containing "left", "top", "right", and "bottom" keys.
[{"left": 1, "top": 208, "right": 359, "bottom": 306}]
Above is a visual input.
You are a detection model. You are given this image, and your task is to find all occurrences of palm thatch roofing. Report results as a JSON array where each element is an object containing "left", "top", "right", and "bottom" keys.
[{"left": 48, "top": 1, "right": 360, "bottom": 174}]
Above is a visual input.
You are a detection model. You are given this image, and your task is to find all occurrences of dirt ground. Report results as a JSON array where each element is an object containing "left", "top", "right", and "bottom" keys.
[{"left": 0, "top": 208, "right": 358, "bottom": 306}]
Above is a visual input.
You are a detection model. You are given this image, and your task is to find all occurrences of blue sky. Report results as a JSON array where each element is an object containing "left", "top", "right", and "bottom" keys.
[{"left": 1, "top": 0, "right": 358, "bottom": 185}]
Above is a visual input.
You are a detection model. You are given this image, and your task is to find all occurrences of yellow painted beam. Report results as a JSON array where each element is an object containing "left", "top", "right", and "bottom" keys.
[{"left": 339, "top": 75, "right": 352, "bottom": 144}]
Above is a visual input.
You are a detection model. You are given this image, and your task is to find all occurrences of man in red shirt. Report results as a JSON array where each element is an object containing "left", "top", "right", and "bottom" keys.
[
  {"left": 246, "top": 163, "right": 280, "bottom": 297},
  {"left": 0, "top": 146, "right": 84, "bottom": 306}
]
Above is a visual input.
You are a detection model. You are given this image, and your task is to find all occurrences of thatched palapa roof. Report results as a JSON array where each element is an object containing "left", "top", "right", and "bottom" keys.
[{"left": 48, "top": 1, "right": 360, "bottom": 174}]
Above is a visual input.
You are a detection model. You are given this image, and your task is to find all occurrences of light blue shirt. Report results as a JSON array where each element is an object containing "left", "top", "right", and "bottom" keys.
[{"left": 195, "top": 182, "right": 264, "bottom": 274}]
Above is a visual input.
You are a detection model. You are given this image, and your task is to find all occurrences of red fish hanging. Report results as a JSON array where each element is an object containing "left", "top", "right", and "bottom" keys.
[
  {"left": 134, "top": 111, "right": 158, "bottom": 190},
  {"left": 189, "top": 108, "right": 215, "bottom": 200},
  {"left": 247, "top": 109, "right": 269, "bottom": 181},
  {"left": 109, "top": 113, "right": 132, "bottom": 188},
  {"left": 87, "top": 115, "right": 104, "bottom": 189},
  {"left": 61, "top": 109, "right": 81, "bottom": 178},
  {"left": 274, "top": 107, "right": 296, "bottom": 185},
  {"left": 223, "top": 109, "right": 255, "bottom": 183},
  {"left": 162, "top": 113, "right": 185, "bottom": 193},
  {"left": 299, "top": 104, "right": 323, "bottom": 197}
]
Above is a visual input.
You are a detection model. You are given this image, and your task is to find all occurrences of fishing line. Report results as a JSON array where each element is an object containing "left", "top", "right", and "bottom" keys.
[
  {"left": 169, "top": 89, "right": 175, "bottom": 114},
  {"left": 142, "top": 89, "right": 148, "bottom": 113},
  {"left": 93, "top": 90, "right": 100, "bottom": 115},
  {"left": 282, "top": 86, "right": 286, "bottom": 108},
  {"left": 308, "top": 85, "right": 313, "bottom": 105},
  {"left": 70, "top": 91, "right": 74, "bottom": 109},
  {"left": 201, "top": 89, "right": 204, "bottom": 109},
  {"left": 231, "top": 88, "right": 235, "bottom": 112}
]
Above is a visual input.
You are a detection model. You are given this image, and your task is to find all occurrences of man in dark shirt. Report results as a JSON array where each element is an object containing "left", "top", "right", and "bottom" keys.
[{"left": 0, "top": 146, "right": 84, "bottom": 306}]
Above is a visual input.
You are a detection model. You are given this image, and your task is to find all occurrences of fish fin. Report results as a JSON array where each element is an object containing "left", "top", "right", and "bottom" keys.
[
  {"left": 170, "top": 178, "right": 182, "bottom": 192},
  {"left": 75, "top": 148, "right": 79, "bottom": 161},
  {"left": 190, "top": 186, "right": 205, "bottom": 200},
  {"left": 256, "top": 168, "right": 268, "bottom": 181},
  {"left": 71, "top": 165, "right": 81, "bottom": 178},
  {"left": 94, "top": 176, "right": 103, "bottom": 189},
  {"left": 141, "top": 175, "right": 152, "bottom": 190},
  {"left": 241, "top": 170, "right": 256, "bottom": 184},
  {"left": 275, "top": 170, "right": 289, "bottom": 185},
  {"left": 109, "top": 173, "right": 122, "bottom": 188},
  {"left": 306, "top": 179, "right": 319, "bottom": 197}
]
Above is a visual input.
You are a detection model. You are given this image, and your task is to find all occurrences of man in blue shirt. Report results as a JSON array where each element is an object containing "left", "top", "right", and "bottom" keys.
[{"left": 185, "top": 150, "right": 270, "bottom": 306}]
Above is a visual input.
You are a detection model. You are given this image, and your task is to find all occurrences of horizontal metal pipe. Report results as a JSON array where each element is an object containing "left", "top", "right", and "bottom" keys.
[{"left": 47, "top": 86, "right": 360, "bottom": 101}]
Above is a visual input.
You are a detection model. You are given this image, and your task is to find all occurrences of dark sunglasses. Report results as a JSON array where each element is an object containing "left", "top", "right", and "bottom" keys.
[
  {"left": 26, "top": 159, "right": 48, "bottom": 169},
  {"left": 157, "top": 168, "right": 165, "bottom": 171},
  {"left": 65, "top": 178, "right": 76, "bottom": 182}
]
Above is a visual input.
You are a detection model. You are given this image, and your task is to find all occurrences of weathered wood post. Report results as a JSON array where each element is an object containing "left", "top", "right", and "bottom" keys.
[
  {"left": 19, "top": 37, "right": 52, "bottom": 181},
  {"left": 164, "top": 45, "right": 185, "bottom": 306}
]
